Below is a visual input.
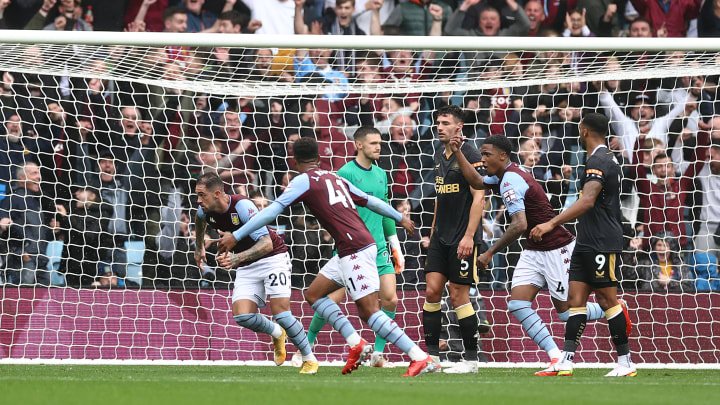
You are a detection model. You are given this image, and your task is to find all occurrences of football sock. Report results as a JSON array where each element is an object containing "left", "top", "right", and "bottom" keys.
[
  {"left": 423, "top": 301, "right": 442, "bottom": 356},
  {"left": 508, "top": 300, "right": 559, "bottom": 358},
  {"left": 311, "top": 297, "right": 361, "bottom": 347},
  {"left": 234, "top": 313, "right": 281, "bottom": 338},
  {"left": 562, "top": 307, "right": 588, "bottom": 355},
  {"left": 274, "top": 311, "right": 314, "bottom": 360},
  {"left": 606, "top": 304, "right": 630, "bottom": 357},
  {"left": 373, "top": 308, "right": 396, "bottom": 353},
  {"left": 558, "top": 302, "right": 604, "bottom": 322},
  {"left": 306, "top": 312, "right": 327, "bottom": 345},
  {"left": 455, "top": 303, "right": 479, "bottom": 362},
  {"left": 368, "top": 310, "right": 426, "bottom": 361}
]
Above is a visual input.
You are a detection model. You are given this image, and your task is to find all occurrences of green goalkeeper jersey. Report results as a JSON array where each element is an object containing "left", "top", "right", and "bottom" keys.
[{"left": 337, "top": 160, "right": 397, "bottom": 252}]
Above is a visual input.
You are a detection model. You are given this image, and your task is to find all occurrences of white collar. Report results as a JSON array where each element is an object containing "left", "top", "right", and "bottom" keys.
[{"left": 590, "top": 144, "right": 607, "bottom": 156}]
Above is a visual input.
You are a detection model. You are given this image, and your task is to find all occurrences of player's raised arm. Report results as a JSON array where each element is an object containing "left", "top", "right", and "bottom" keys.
[
  {"left": 529, "top": 180, "right": 602, "bottom": 242},
  {"left": 342, "top": 178, "right": 415, "bottom": 235},
  {"left": 216, "top": 174, "right": 309, "bottom": 254},
  {"left": 448, "top": 134, "right": 486, "bottom": 190}
]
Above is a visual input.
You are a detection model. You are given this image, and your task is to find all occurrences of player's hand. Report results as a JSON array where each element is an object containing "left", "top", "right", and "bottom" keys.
[
  {"left": 399, "top": 213, "right": 415, "bottom": 236},
  {"left": 387, "top": 235, "right": 405, "bottom": 273},
  {"left": 194, "top": 248, "right": 207, "bottom": 269},
  {"left": 448, "top": 134, "right": 464, "bottom": 152},
  {"left": 214, "top": 230, "right": 238, "bottom": 255},
  {"left": 457, "top": 234, "right": 474, "bottom": 260},
  {"left": 476, "top": 251, "right": 492, "bottom": 271},
  {"left": 529, "top": 222, "right": 553, "bottom": 242},
  {"left": 217, "top": 252, "right": 239, "bottom": 269}
]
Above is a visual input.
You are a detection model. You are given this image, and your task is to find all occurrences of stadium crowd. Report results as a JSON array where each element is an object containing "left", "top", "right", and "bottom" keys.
[{"left": 0, "top": 0, "right": 718, "bottom": 293}]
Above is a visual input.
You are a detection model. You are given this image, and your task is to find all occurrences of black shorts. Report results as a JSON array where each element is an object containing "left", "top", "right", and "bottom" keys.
[
  {"left": 569, "top": 251, "right": 619, "bottom": 288},
  {"left": 424, "top": 238, "right": 480, "bottom": 285}
]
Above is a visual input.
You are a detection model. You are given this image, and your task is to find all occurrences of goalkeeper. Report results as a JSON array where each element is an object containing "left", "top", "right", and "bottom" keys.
[{"left": 293, "top": 126, "right": 405, "bottom": 369}]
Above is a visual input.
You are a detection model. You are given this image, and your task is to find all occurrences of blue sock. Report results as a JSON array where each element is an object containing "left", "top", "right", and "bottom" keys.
[
  {"left": 234, "top": 313, "right": 277, "bottom": 336},
  {"left": 558, "top": 303, "right": 605, "bottom": 322},
  {"left": 507, "top": 300, "right": 559, "bottom": 354},
  {"left": 311, "top": 297, "right": 358, "bottom": 343},
  {"left": 367, "top": 311, "right": 417, "bottom": 355},
  {"left": 274, "top": 311, "right": 312, "bottom": 356}
]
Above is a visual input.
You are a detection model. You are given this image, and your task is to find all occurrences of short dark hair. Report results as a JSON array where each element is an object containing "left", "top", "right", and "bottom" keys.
[
  {"left": 630, "top": 17, "right": 653, "bottom": 31},
  {"left": 336, "top": 0, "right": 355, "bottom": 6},
  {"left": 354, "top": 126, "right": 381, "bottom": 141},
  {"left": 197, "top": 172, "right": 224, "bottom": 191},
  {"left": 653, "top": 153, "right": 669, "bottom": 164},
  {"left": 163, "top": 6, "right": 187, "bottom": 22},
  {"left": 293, "top": 137, "right": 319, "bottom": 163},
  {"left": 218, "top": 10, "right": 243, "bottom": 27},
  {"left": 437, "top": 104, "right": 465, "bottom": 124},
  {"left": 581, "top": 113, "right": 609, "bottom": 137},
  {"left": 483, "top": 134, "right": 513, "bottom": 155}
]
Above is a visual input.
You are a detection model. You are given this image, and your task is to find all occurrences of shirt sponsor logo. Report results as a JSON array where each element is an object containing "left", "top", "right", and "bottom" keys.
[{"left": 435, "top": 176, "right": 460, "bottom": 194}]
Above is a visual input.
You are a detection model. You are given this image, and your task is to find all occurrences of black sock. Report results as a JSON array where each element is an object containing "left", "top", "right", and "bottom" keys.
[
  {"left": 458, "top": 314, "right": 479, "bottom": 361},
  {"left": 563, "top": 308, "right": 587, "bottom": 353},
  {"left": 423, "top": 301, "right": 442, "bottom": 356},
  {"left": 607, "top": 311, "right": 630, "bottom": 356}
]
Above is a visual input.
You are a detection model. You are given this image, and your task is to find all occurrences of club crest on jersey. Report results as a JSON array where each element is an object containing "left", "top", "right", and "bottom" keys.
[
  {"left": 209, "top": 217, "right": 216, "bottom": 223},
  {"left": 231, "top": 213, "right": 240, "bottom": 226}
]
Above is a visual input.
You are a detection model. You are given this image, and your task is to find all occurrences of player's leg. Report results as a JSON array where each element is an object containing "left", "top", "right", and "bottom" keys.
[
  {"left": 370, "top": 268, "right": 399, "bottom": 368},
  {"left": 550, "top": 242, "right": 604, "bottom": 324},
  {"left": 306, "top": 287, "right": 346, "bottom": 346},
  {"left": 231, "top": 270, "right": 284, "bottom": 347},
  {"left": 423, "top": 238, "right": 449, "bottom": 367},
  {"left": 265, "top": 253, "right": 318, "bottom": 373},
  {"left": 232, "top": 299, "right": 287, "bottom": 363},
  {"left": 442, "top": 281, "right": 479, "bottom": 374},
  {"left": 595, "top": 284, "right": 636, "bottom": 377},
  {"left": 556, "top": 280, "right": 593, "bottom": 376},
  {"left": 348, "top": 247, "right": 434, "bottom": 377}
]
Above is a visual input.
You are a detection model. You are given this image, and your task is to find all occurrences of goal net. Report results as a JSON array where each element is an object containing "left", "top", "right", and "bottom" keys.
[{"left": 0, "top": 32, "right": 719, "bottom": 366}]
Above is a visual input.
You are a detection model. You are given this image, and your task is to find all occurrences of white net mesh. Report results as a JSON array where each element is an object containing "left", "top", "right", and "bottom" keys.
[{"left": 0, "top": 37, "right": 719, "bottom": 364}]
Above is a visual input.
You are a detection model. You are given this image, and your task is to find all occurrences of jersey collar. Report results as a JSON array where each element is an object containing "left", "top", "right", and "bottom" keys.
[
  {"left": 590, "top": 144, "right": 608, "bottom": 157},
  {"left": 353, "top": 159, "right": 373, "bottom": 171}
]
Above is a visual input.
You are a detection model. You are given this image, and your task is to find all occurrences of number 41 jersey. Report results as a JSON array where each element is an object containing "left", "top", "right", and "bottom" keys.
[{"left": 275, "top": 168, "right": 376, "bottom": 257}]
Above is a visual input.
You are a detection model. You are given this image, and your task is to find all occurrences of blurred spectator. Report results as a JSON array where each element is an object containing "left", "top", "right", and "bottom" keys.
[
  {"left": 692, "top": 253, "right": 720, "bottom": 291},
  {"left": 698, "top": 0, "right": 720, "bottom": 37},
  {"left": 57, "top": 187, "right": 111, "bottom": 286},
  {"left": 25, "top": 0, "right": 91, "bottom": 31},
  {"left": 628, "top": 16, "right": 653, "bottom": 37},
  {"left": 182, "top": 0, "right": 235, "bottom": 32},
  {"left": 378, "top": 114, "right": 422, "bottom": 199},
  {"left": 129, "top": 0, "right": 169, "bottom": 32},
  {"left": 162, "top": 5, "right": 188, "bottom": 34},
  {"left": 445, "top": 0, "right": 529, "bottom": 37},
  {"left": 577, "top": 0, "right": 618, "bottom": 37},
  {"left": 0, "top": 0, "right": 9, "bottom": 29},
  {"left": 628, "top": 0, "right": 701, "bottom": 38},
  {"left": 0, "top": 162, "right": 57, "bottom": 285},
  {"left": 524, "top": 0, "right": 546, "bottom": 36},
  {"left": 636, "top": 231, "right": 695, "bottom": 292},
  {"left": 694, "top": 142, "right": 720, "bottom": 259},
  {"left": 382, "top": 0, "right": 452, "bottom": 36},
  {"left": 354, "top": 0, "right": 393, "bottom": 35},
  {"left": 1, "top": 112, "right": 30, "bottom": 173},
  {"left": 562, "top": 9, "right": 592, "bottom": 37},
  {"left": 241, "top": 0, "right": 295, "bottom": 35}
]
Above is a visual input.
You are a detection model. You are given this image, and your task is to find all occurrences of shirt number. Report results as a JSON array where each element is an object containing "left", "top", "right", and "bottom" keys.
[{"left": 326, "top": 179, "right": 356, "bottom": 209}]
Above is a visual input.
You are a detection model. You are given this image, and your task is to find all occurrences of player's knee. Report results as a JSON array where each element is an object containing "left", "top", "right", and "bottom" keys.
[
  {"left": 304, "top": 290, "right": 318, "bottom": 306},
  {"left": 382, "top": 294, "right": 398, "bottom": 311},
  {"left": 233, "top": 313, "right": 255, "bottom": 327},
  {"left": 448, "top": 288, "right": 470, "bottom": 308},
  {"left": 507, "top": 300, "right": 530, "bottom": 314}
]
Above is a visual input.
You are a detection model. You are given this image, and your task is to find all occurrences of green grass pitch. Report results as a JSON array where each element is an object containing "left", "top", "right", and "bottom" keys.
[{"left": 2, "top": 365, "right": 718, "bottom": 405}]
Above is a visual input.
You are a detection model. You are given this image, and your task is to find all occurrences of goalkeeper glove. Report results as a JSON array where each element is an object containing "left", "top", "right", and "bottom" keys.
[{"left": 387, "top": 235, "right": 405, "bottom": 274}]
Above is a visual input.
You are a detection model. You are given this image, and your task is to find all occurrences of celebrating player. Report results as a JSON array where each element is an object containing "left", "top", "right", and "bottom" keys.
[
  {"left": 193, "top": 172, "right": 318, "bottom": 374},
  {"left": 296, "top": 126, "right": 405, "bottom": 369},
  {"left": 215, "top": 137, "right": 435, "bottom": 377},
  {"left": 530, "top": 113, "right": 636, "bottom": 377},
  {"left": 447, "top": 132, "right": 608, "bottom": 376},
  {"left": 424, "top": 105, "right": 486, "bottom": 374}
]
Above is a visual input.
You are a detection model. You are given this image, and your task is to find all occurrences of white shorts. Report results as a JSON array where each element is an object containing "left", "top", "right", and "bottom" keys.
[
  {"left": 319, "top": 245, "right": 379, "bottom": 301},
  {"left": 512, "top": 240, "right": 575, "bottom": 301},
  {"left": 232, "top": 252, "right": 292, "bottom": 308}
]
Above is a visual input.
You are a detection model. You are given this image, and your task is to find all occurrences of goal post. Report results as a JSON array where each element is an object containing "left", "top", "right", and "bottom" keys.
[{"left": 0, "top": 31, "right": 718, "bottom": 367}]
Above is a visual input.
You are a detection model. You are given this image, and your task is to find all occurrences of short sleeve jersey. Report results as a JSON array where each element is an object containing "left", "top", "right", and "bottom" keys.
[
  {"left": 275, "top": 168, "right": 376, "bottom": 257},
  {"left": 433, "top": 142, "right": 484, "bottom": 246},
  {"left": 197, "top": 194, "right": 287, "bottom": 266},
  {"left": 575, "top": 145, "right": 623, "bottom": 253},
  {"left": 484, "top": 162, "right": 574, "bottom": 251}
]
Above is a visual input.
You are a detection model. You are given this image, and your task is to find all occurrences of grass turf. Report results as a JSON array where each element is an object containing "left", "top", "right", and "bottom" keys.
[{"left": 1, "top": 365, "right": 718, "bottom": 405}]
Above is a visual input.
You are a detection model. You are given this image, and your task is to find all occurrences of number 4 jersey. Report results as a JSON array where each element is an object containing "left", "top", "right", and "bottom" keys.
[{"left": 275, "top": 168, "right": 379, "bottom": 257}]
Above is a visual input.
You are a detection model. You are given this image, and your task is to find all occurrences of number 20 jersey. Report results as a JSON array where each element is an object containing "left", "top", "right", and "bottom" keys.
[{"left": 276, "top": 168, "right": 375, "bottom": 257}]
